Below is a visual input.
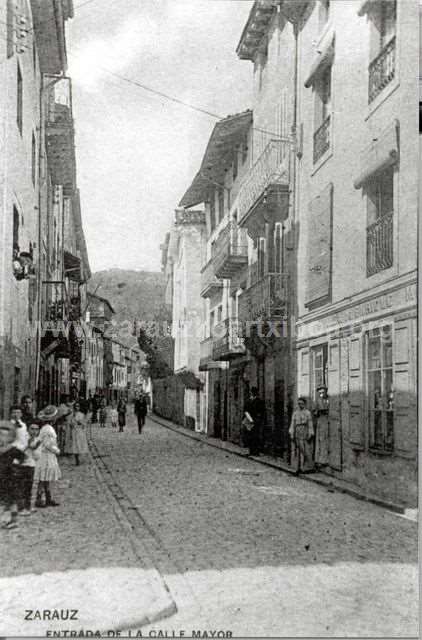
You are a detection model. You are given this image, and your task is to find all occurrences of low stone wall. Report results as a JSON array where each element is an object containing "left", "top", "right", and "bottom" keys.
[{"left": 152, "top": 376, "right": 186, "bottom": 426}]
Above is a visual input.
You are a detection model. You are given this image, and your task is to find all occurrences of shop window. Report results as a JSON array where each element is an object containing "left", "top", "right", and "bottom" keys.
[
  {"left": 313, "top": 65, "right": 331, "bottom": 163},
  {"left": 366, "top": 166, "right": 394, "bottom": 276},
  {"left": 366, "top": 326, "right": 394, "bottom": 452}
]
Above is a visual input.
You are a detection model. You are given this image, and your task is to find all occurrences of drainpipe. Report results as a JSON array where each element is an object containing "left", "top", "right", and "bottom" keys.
[{"left": 34, "top": 72, "right": 64, "bottom": 407}]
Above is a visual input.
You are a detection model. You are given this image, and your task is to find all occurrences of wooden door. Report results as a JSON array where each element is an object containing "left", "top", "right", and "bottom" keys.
[
  {"left": 328, "top": 340, "right": 342, "bottom": 470},
  {"left": 213, "top": 380, "right": 221, "bottom": 439}
]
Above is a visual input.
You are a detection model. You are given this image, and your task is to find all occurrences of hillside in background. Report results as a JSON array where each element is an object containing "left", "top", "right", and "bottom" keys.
[{"left": 89, "top": 269, "right": 166, "bottom": 323}]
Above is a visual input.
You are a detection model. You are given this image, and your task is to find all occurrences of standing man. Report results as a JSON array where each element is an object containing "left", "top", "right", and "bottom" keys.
[
  {"left": 117, "top": 396, "right": 127, "bottom": 433},
  {"left": 243, "top": 387, "right": 265, "bottom": 456},
  {"left": 289, "top": 396, "right": 314, "bottom": 475},
  {"left": 134, "top": 393, "right": 148, "bottom": 434},
  {"left": 313, "top": 386, "right": 329, "bottom": 468}
]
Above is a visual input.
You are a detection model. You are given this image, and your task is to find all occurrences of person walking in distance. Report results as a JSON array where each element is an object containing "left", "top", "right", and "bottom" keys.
[
  {"left": 243, "top": 387, "right": 265, "bottom": 456},
  {"left": 289, "top": 396, "right": 314, "bottom": 475},
  {"left": 117, "top": 397, "right": 126, "bottom": 433},
  {"left": 134, "top": 393, "right": 148, "bottom": 435}
]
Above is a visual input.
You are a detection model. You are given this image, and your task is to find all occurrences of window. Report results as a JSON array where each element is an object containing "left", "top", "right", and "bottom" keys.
[
  {"left": 13, "top": 206, "right": 20, "bottom": 252},
  {"left": 17, "top": 62, "right": 23, "bottom": 135},
  {"left": 368, "top": 1, "right": 396, "bottom": 103},
  {"left": 241, "top": 139, "right": 248, "bottom": 164},
  {"left": 311, "top": 344, "right": 328, "bottom": 402},
  {"left": 366, "top": 326, "right": 393, "bottom": 452},
  {"left": 274, "top": 223, "right": 282, "bottom": 273},
  {"left": 31, "top": 132, "right": 36, "bottom": 186},
  {"left": 218, "top": 188, "right": 224, "bottom": 223},
  {"left": 209, "top": 191, "right": 216, "bottom": 232},
  {"left": 313, "top": 66, "right": 331, "bottom": 163},
  {"left": 258, "top": 237, "right": 266, "bottom": 279},
  {"left": 366, "top": 166, "right": 394, "bottom": 276}
]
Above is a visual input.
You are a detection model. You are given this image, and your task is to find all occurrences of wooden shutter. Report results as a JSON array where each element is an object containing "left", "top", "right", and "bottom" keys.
[
  {"left": 393, "top": 318, "right": 416, "bottom": 458},
  {"left": 328, "top": 340, "right": 342, "bottom": 470},
  {"left": 305, "top": 183, "right": 333, "bottom": 305},
  {"left": 7, "top": 0, "right": 15, "bottom": 59},
  {"left": 348, "top": 335, "right": 364, "bottom": 446}
]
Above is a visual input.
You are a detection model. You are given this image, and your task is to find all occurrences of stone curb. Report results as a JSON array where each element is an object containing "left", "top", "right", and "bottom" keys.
[{"left": 149, "top": 413, "right": 413, "bottom": 517}]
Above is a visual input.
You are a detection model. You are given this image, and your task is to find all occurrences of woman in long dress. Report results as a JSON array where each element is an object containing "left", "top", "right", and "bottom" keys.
[
  {"left": 66, "top": 401, "right": 89, "bottom": 465},
  {"left": 35, "top": 405, "right": 61, "bottom": 507}
]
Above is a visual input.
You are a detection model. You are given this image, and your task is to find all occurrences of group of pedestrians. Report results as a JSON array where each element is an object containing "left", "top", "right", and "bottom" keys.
[
  {"left": 243, "top": 387, "right": 330, "bottom": 475},
  {"left": 0, "top": 394, "right": 92, "bottom": 531}
]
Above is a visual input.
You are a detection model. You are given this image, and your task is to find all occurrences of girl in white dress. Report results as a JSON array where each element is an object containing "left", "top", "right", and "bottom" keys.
[{"left": 35, "top": 405, "right": 61, "bottom": 507}]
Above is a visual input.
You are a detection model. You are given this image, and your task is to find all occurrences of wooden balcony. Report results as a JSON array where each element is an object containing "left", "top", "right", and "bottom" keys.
[
  {"left": 238, "top": 266, "right": 289, "bottom": 324},
  {"left": 200, "top": 260, "right": 224, "bottom": 298},
  {"left": 212, "top": 318, "right": 245, "bottom": 361},
  {"left": 367, "top": 213, "right": 393, "bottom": 276},
  {"left": 368, "top": 37, "right": 396, "bottom": 104},
  {"left": 212, "top": 222, "right": 248, "bottom": 279},
  {"left": 46, "top": 78, "right": 75, "bottom": 194},
  {"left": 237, "top": 140, "right": 290, "bottom": 236}
]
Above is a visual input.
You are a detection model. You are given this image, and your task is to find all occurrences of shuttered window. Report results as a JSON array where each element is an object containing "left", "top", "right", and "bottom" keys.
[{"left": 305, "top": 183, "right": 333, "bottom": 306}]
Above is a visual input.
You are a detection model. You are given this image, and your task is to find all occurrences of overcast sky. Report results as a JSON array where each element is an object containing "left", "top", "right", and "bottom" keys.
[{"left": 67, "top": 0, "right": 253, "bottom": 274}]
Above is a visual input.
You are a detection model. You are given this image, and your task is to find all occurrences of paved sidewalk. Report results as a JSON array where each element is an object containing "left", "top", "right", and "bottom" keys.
[
  {"left": 0, "top": 450, "right": 176, "bottom": 636},
  {"left": 150, "top": 412, "right": 417, "bottom": 517}
]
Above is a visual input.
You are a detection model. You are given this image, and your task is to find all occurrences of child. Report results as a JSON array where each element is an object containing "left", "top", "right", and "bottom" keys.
[
  {"left": 99, "top": 399, "right": 107, "bottom": 428},
  {"left": 110, "top": 403, "right": 118, "bottom": 429},
  {"left": 10, "top": 405, "right": 28, "bottom": 514},
  {"left": 0, "top": 421, "right": 24, "bottom": 529},
  {"left": 19, "top": 422, "right": 41, "bottom": 515},
  {"left": 35, "top": 405, "right": 61, "bottom": 507}
]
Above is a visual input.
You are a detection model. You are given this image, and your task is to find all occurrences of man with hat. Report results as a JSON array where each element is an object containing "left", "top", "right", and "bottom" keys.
[
  {"left": 289, "top": 396, "right": 314, "bottom": 475},
  {"left": 313, "top": 385, "right": 329, "bottom": 468}
]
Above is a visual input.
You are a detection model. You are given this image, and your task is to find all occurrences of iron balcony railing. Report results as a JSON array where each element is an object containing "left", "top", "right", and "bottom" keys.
[
  {"left": 42, "top": 281, "right": 68, "bottom": 322},
  {"left": 212, "top": 318, "right": 245, "bottom": 360},
  {"left": 212, "top": 222, "right": 248, "bottom": 277},
  {"left": 238, "top": 139, "right": 290, "bottom": 224},
  {"left": 367, "top": 213, "right": 393, "bottom": 276},
  {"left": 313, "top": 115, "right": 331, "bottom": 164},
  {"left": 239, "top": 266, "right": 289, "bottom": 322},
  {"left": 368, "top": 36, "right": 396, "bottom": 104},
  {"left": 200, "top": 259, "right": 224, "bottom": 298}
]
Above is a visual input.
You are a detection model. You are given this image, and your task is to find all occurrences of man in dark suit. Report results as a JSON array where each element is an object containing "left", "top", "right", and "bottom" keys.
[{"left": 134, "top": 393, "right": 148, "bottom": 434}]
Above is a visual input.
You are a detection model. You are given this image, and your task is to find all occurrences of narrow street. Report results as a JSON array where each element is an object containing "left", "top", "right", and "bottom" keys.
[{"left": 3, "top": 410, "right": 415, "bottom": 637}]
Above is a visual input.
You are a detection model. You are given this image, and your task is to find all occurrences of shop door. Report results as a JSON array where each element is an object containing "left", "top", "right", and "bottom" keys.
[
  {"left": 327, "top": 341, "right": 342, "bottom": 470},
  {"left": 213, "top": 380, "right": 221, "bottom": 439}
]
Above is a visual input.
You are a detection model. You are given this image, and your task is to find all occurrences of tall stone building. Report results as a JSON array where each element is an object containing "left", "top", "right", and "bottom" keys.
[{"left": 0, "top": 0, "right": 91, "bottom": 415}]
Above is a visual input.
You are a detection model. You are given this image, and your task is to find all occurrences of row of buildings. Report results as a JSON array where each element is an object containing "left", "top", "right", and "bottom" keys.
[
  {"left": 0, "top": 0, "right": 145, "bottom": 413},
  {"left": 159, "top": 0, "right": 418, "bottom": 507}
]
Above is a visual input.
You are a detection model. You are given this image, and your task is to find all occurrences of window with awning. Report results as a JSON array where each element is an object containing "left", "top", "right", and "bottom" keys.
[{"left": 353, "top": 119, "right": 399, "bottom": 190}]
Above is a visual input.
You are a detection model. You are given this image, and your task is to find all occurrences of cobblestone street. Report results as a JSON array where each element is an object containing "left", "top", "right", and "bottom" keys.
[
  {"left": 93, "top": 412, "right": 418, "bottom": 637},
  {"left": 0, "top": 411, "right": 418, "bottom": 637}
]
